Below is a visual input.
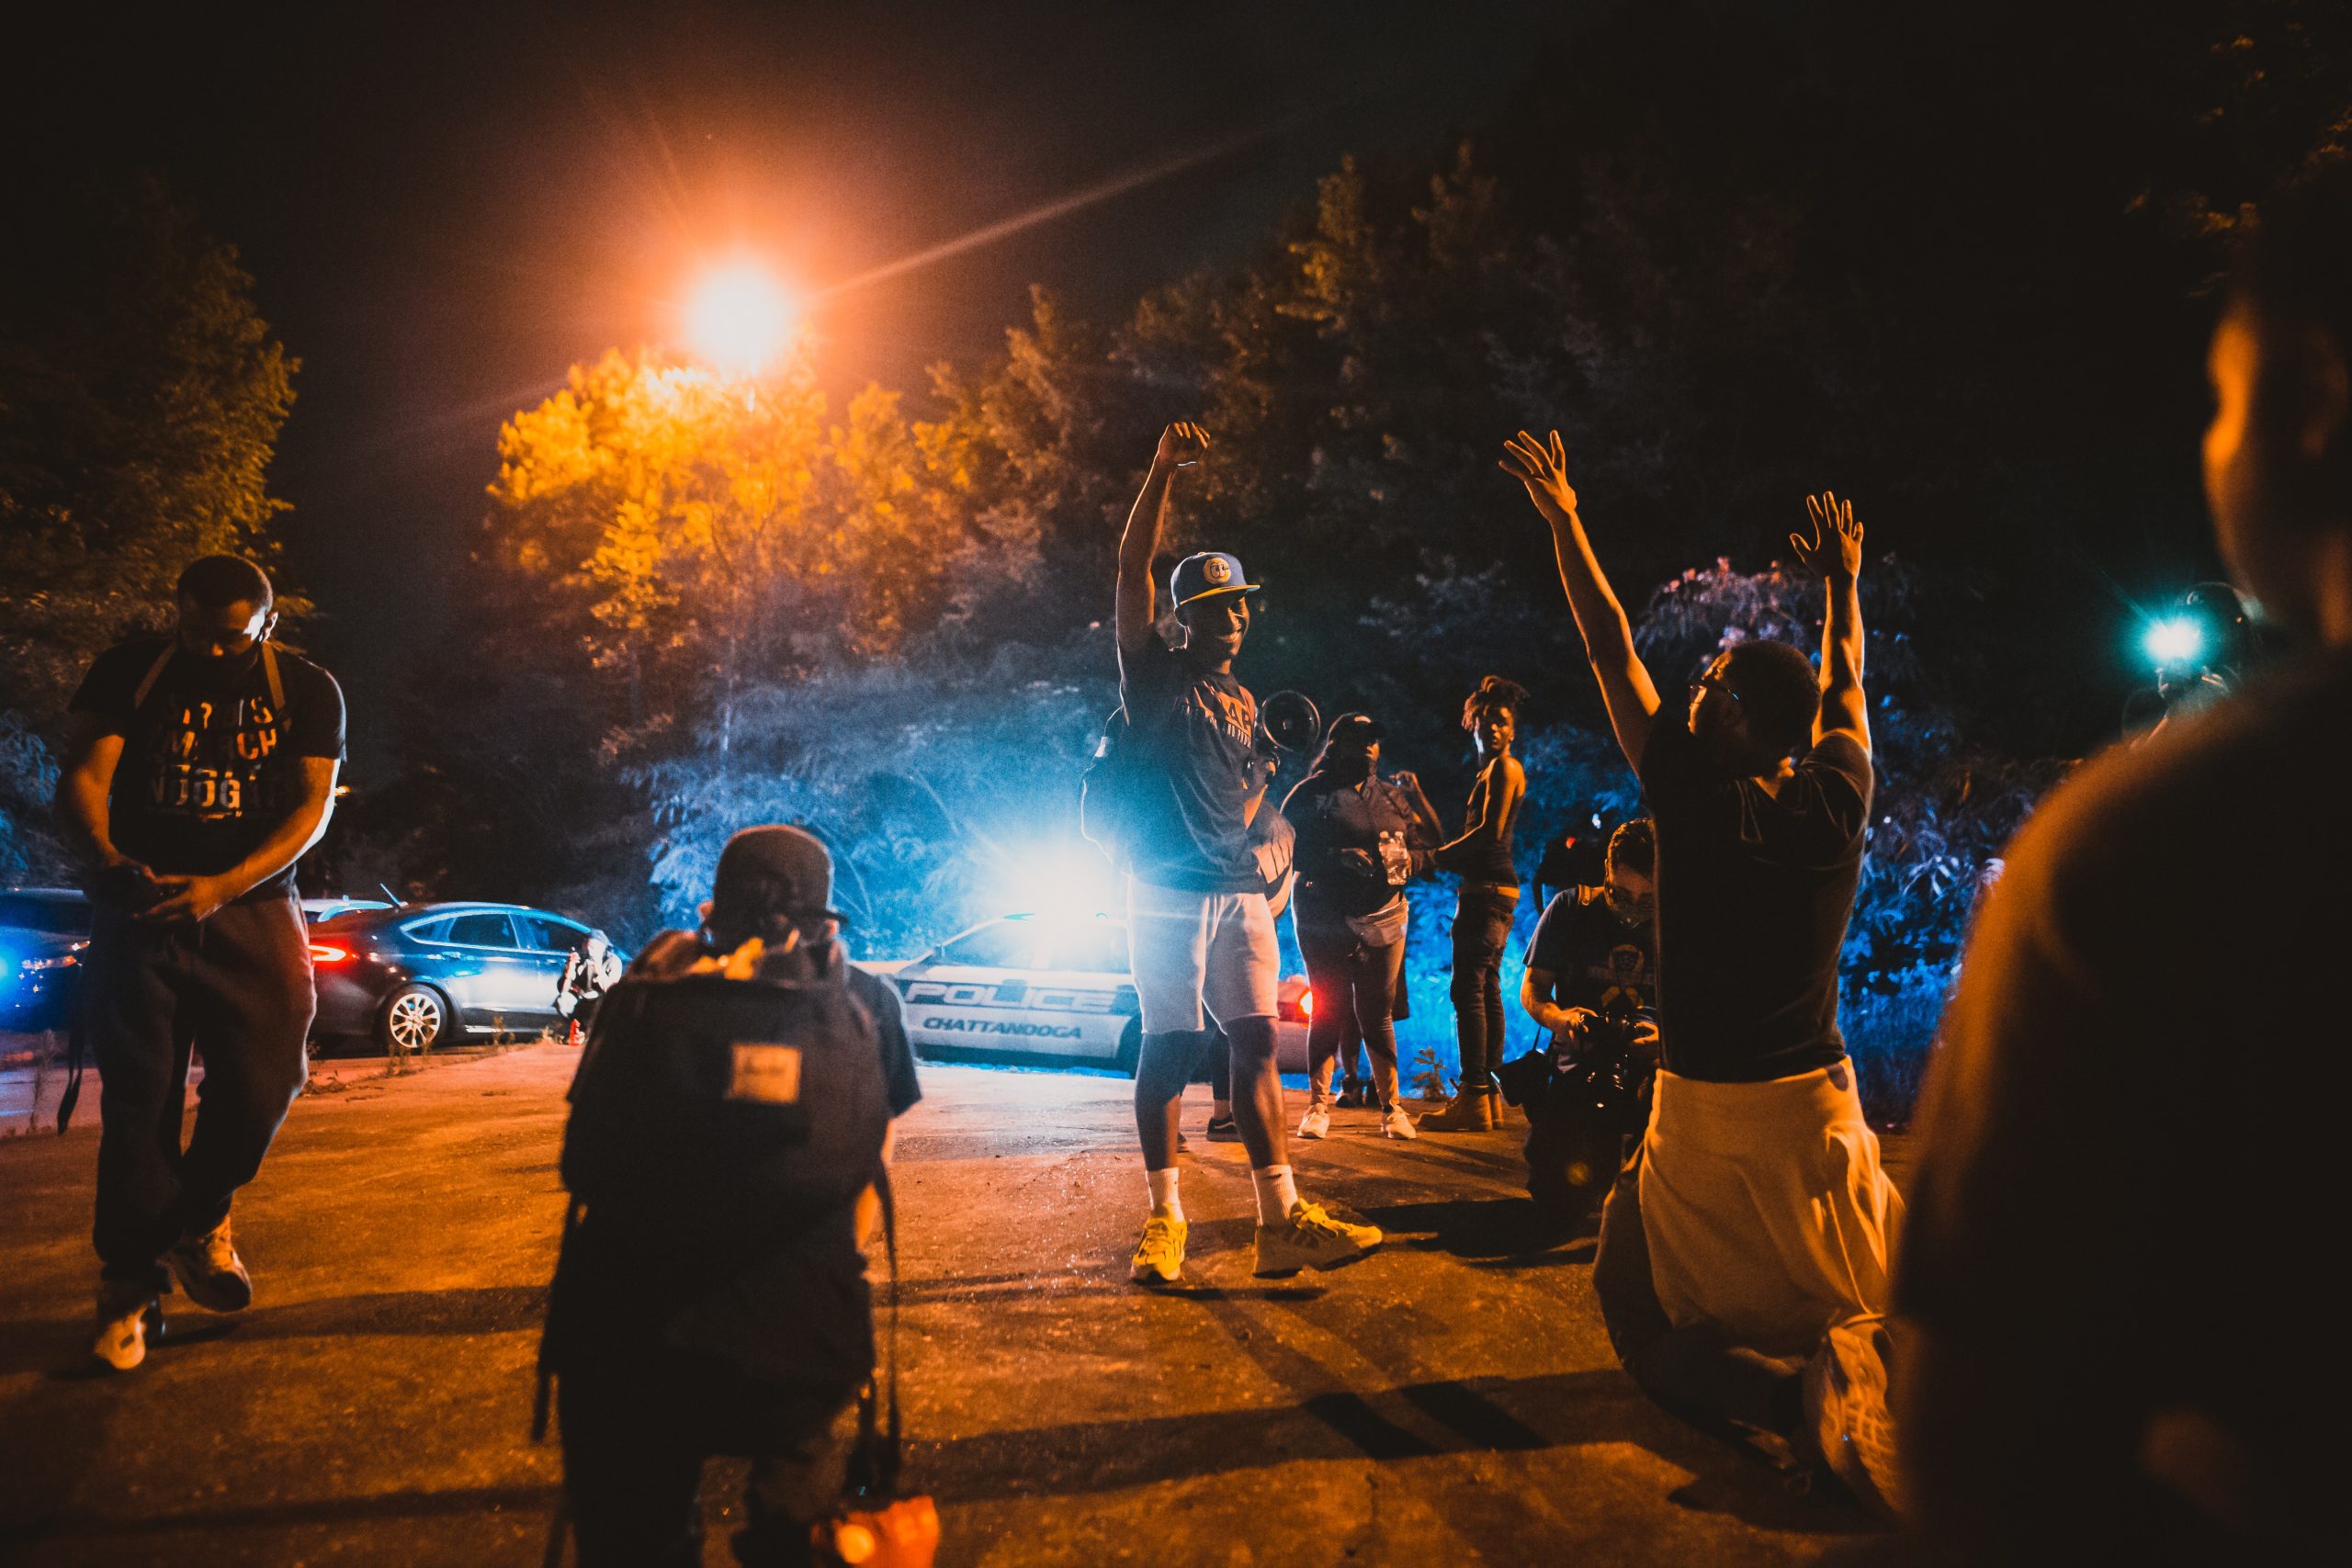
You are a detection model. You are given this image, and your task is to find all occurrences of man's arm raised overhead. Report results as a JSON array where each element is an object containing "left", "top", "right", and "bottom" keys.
[
  {"left": 1114, "top": 422, "right": 1211, "bottom": 663},
  {"left": 1499, "top": 429, "right": 1663, "bottom": 770},
  {"left": 1789, "top": 490, "right": 1871, "bottom": 755}
]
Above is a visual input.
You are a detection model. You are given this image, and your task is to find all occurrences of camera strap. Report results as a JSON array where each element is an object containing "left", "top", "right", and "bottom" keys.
[{"left": 854, "top": 1166, "right": 906, "bottom": 1493}]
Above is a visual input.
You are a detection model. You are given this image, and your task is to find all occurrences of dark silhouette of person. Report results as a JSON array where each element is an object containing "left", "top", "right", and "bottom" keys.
[{"left": 1894, "top": 154, "right": 2352, "bottom": 1566}]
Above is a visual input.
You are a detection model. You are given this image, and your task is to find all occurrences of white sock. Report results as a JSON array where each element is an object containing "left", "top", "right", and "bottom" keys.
[
  {"left": 1148, "top": 1166, "right": 1183, "bottom": 1222},
  {"left": 1250, "top": 1165, "right": 1300, "bottom": 1225}
]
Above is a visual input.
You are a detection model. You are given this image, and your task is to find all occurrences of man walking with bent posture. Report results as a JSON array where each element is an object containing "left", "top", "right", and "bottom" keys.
[
  {"left": 1114, "top": 422, "right": 1380, "bottom": 1285},
  {"left": 59, "top": 556, "right": 345, "bottom": 1370}
]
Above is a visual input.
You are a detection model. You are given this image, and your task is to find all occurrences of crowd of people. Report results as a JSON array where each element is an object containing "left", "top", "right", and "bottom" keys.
[{"left": 45, "top": 151, "right": 2352, "bottom": 1566}]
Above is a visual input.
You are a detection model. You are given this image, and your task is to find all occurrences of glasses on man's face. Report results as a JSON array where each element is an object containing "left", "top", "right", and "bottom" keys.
[{"left": 1689, "top": 676, "right": 1744, "bottom": 707}]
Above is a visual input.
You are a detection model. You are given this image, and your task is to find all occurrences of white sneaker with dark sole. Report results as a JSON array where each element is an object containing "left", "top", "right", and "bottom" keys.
[
  {"left": 92, "top": 1295, "right": 163, "bottom": 1372},
  {"left": 165, "top": 1219, "right": 253, "bottom": 1313},
  {"left": 1802, "top": 1314, "right": 1904, "bottom": 1520}
]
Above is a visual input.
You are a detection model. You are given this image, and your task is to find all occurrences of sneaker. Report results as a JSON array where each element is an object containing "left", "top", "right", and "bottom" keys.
[
  {"left": 92, "top": 1290, "right": 163, "bottom": 1372},
  {"left": 1253, "top": 1199, "right": 1383, "bottom": 1277},
  {"left": 1381, "top": 1102, "right": 1419, "bottom": 1140},
  {"left": 1295, "top": 1102, "right": 1331, "bottom": 1140},
  {"left": 1204, "top": 1115, "right": 1240, "bottom": 1142},
  {"left": 1336, "top": 1080, "right": 1366, "bottom": 1111},
  {"left": 1129, "top": 1209, "right": 1188, "bottom": 1286},
  {"left": 165, "top": 1217, "right": 253, "bottom": 1313},
  {"left": 1176, "top": 1132, "right": 1193, "bottom": 1154},
  {"left": 1801, "top": 1315, "right": 1904, "bottom": 1520}
]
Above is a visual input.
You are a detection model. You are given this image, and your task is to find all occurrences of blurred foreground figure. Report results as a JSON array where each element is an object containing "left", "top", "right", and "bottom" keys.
[
  {"left": 544, "top": 827, "right": 924, "bottom": 1567},
  {"left": 58, "top": 556, "right": 345, "bottom": 1371},
  {"left": 1503, "top": 433, "right": 1902, "bottom": 1512},
  {"left": 1894, "top": 156, "right": 2352, "bottom": 1567}
]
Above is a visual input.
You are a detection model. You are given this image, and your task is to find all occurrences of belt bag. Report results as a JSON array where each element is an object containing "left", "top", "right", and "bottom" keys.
[{"left": 1345, "top": 896, "right": 1408, "bottom": 948}]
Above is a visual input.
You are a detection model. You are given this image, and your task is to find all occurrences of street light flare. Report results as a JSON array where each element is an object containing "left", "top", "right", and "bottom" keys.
[{"left": 684, "top": 260, "right": 798, "bottom": 376}]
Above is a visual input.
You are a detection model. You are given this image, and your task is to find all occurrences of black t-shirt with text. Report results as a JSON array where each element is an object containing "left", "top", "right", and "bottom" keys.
[
  {"left": 1118, "top": 633, "right": 1260, "bottom": 893},
  {"left": 1526, "top": 886, "right": 1657, "bottom": 1020},
  {"left": 1636, "top": 720, "right": 1871, "bottom": 1082},
  {"left": 70, "top": 637, "right": 346, "bottom": 898}
]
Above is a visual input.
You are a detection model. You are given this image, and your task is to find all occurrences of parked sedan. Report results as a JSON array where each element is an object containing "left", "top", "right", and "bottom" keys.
[
  {"left": 308, "top": 901, "right": 624, "bottom": 1054},
  {"left": 887, "top": 912, "right": 1312, "bottom": 1076},
  {"left": 0, "top": 888, "right": 93, "bottom": 1032}
]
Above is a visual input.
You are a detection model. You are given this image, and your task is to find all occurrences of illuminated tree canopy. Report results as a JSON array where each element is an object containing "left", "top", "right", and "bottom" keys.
[{"left": 485, "top": 349, "right": 1026, "bottom": 753}]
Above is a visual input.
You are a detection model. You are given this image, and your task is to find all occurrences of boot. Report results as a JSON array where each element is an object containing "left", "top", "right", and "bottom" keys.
[{"left": 1419, "top": 1087, "right": 1497, "bottom": 1133}]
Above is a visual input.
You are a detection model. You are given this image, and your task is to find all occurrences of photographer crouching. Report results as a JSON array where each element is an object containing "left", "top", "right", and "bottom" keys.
[
  {"left": 542, "top": 826, "right": 924, "bottom": 1567},
  {"left": 1503, "top": 819, "right": 1658, "bottom": 1218}
]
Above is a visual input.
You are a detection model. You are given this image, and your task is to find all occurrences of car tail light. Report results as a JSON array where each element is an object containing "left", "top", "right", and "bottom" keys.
[{"left": 308, "top": 943, "right": 352, "bottom": 964}]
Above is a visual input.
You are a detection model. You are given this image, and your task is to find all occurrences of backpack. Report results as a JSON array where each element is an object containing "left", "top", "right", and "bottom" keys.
[
  {"left": 1078, "top": 705, "right": 1140, "bottom": 862},
  {"left": 558, "top": 943, "right": 888, "bottom": 1252}
]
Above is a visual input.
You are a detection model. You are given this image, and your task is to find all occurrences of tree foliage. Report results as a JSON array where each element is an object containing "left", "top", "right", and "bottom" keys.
[
  {"left": 372, "top": 0, "right": 2350, "bottom": 1116},
  {"left": 0, "top": 180, "right": 297, "bottom": 879}
]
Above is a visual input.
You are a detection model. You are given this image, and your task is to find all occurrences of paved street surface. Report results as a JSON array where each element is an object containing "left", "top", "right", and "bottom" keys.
[{"left": 0, "top": 1044, "right": 1904, "bottom": 1565}]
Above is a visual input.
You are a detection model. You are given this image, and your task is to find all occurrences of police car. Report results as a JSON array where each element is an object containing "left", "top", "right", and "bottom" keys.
[{"left": 887, "top": 912, "right": 1311, "bottom": 1076}]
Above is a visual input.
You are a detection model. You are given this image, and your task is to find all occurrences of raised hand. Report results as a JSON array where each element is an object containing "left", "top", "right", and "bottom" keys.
[
  {"left": 1153, "top": 421, "right": 1212, "bottom": 473},
  {"left": 1791, "top": 490, "right": 1864, "bottom": 581},
  {"left": 1498, "top": 429, "right": 1578, "bottom": 519}
]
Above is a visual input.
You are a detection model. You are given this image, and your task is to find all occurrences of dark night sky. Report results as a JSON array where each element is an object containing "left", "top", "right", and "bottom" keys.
[{"left": 11, "top": 0, "right": 1572, "bottom": 770}]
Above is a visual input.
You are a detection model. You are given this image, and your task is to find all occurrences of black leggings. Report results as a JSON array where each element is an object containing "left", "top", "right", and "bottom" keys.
[
  {"left": 1450, "top": 883, "right": 1519, "bottom": 1091},
  {"left": 1297, "top": 920, "right": 1407, "bottom": 1109}
]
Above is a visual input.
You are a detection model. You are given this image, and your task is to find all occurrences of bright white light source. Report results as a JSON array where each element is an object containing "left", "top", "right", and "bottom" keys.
[
  {"left": 2144, "top": 616, "right": 2204, "bottom": 667},
  {"left": 684, "top": 260, "right": 798, "bottom": 375},
  {"left": 1001, "top": 845, "right": 1119, "bottom": 924}
]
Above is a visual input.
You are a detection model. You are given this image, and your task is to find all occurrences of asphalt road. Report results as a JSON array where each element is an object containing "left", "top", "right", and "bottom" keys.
[{"left": 0, "top": 1044, "right": 1905, "bottom": 1565}]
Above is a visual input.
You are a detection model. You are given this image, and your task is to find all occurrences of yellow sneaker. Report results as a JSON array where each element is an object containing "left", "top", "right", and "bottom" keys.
[
  {"left": 1253, "top": 1199, "right": 1383, "bottom": 1277},
  {"left": 1129, "top": 1209, "right": 1188, "bottom": 1286}
]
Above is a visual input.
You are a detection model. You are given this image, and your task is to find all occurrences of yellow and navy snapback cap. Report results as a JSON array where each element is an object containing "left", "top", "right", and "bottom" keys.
[{"left": 1170, "top": 551, "right": 1261, "bottom": 607}]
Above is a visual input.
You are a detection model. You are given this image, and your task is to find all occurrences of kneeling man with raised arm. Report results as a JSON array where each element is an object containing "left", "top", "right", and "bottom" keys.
[{"left": 1502, "top": 433, "right": 1902, "bottom": 1510}]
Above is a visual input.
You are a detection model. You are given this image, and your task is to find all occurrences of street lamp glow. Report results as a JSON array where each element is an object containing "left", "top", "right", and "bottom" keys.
[{"left": 684, "top": 261, "right": 798, "bottom": 376}]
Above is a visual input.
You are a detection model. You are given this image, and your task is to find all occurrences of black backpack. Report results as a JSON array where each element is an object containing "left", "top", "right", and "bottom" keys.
[{"left": 559, "top": 947, "right": 888, "bottom": 1248}]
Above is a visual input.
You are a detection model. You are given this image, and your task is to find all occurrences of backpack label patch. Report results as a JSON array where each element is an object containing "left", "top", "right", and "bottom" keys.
[{"left": 728, "top": 1043, "right": 805, "bottom": 1104}]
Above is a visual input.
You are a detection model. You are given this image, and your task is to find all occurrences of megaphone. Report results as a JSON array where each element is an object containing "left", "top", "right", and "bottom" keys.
[{"left": 1261, "top": 691, "right": 1322, "bottom": 753}]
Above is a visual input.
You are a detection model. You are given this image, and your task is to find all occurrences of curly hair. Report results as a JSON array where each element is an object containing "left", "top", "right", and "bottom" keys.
[
  {"left": 1460, "top": 674, "right": 1528, "bottom": 731},
  {"left": 1606, "top": 818, "right": 1656, "bottom": 876}
]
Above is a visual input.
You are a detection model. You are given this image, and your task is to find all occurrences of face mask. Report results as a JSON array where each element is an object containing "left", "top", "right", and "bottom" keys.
[{"left": 1606, "top": 888, "right": 1654, "bottom": 926}]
